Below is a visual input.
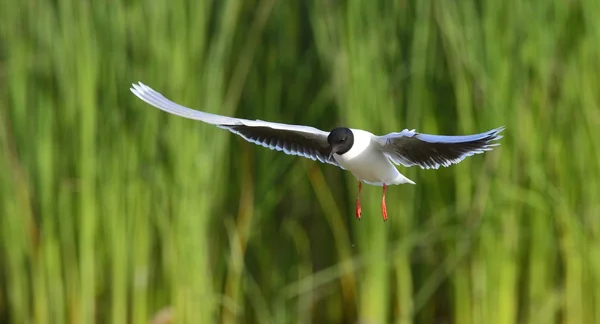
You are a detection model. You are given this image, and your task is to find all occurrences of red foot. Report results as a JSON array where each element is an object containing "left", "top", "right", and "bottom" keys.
[
  {"left": 356, "top": 181, "right": 363, "bottom": 220},
  {"left": 381, "top": 183, "right": 388, "bottom": 222}
]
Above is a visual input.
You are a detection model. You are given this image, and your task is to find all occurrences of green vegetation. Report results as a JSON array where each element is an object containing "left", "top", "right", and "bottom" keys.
[{"left": 1, "top": 0, "right": 599, "bottom": 323}]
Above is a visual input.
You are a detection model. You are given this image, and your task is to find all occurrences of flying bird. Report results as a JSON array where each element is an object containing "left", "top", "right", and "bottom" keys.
[{"left": 130, "top": 82, "right": 504, "bottom": 222}]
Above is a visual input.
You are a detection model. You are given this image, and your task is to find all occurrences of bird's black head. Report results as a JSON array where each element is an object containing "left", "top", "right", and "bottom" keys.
[{"left": 327, "top": 127, "right": 354, "bottom": 159}]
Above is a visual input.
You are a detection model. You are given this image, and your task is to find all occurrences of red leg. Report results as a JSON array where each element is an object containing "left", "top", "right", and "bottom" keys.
[
  {"left": 356, "top": 181, "right": 362, "bottom": 220},
  {"left": 381, "top": 183, "right": 388, "bottom": 222}
]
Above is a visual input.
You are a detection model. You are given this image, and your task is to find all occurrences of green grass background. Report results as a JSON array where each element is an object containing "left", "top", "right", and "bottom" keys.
[{"left": 1, "top": 0, "right": 599, "bottom": 323}]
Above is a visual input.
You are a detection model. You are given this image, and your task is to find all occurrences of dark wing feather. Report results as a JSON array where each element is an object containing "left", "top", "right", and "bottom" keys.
[
  {"left": 222, "top": 125, "right": 338, "bottom": 165},
  {"left": 377, "top": 127, "right": 505, "bottom": 169}
]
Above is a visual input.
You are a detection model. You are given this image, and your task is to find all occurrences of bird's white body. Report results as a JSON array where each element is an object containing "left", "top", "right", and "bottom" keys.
[{"left": 333, "top": 129, "right": 416, "bottom": 186}]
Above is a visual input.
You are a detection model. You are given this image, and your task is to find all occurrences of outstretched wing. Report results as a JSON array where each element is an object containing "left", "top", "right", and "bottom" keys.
[
  {"left": 377, "top": 126, "right": 505, "bottom": 169},
  {"left": 130, "top": 82, "right": 338, "bottom": 165}
]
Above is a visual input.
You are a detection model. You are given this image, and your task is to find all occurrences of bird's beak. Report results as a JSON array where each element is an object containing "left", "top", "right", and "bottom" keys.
[{"left": 328, "top": 145, "right": 338, "bottom": 160}]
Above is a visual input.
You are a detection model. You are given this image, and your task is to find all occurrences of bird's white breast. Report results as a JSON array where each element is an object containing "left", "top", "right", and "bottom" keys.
[{"left": 339, "top": 129, "right": 373, "bottom": 160}]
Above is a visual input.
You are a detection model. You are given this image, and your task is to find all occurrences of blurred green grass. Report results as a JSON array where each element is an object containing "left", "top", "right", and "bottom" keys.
[{"left": 1, "top": 0, "right": 599, "bottom": 323}]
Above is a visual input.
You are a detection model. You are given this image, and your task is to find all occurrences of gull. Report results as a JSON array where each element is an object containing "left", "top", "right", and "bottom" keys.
[{"left": 130, "top": 82, "right": 504, "bottom": 221}]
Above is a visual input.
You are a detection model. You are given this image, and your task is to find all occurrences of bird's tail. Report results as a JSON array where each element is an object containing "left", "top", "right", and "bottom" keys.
[{"left": 397, "top": 174, "right": 416, "bottom": 185}]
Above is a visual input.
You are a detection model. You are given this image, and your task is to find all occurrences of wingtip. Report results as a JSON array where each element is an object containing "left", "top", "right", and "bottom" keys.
[
  {"left": 130, "top": 81, "right": 141, "bottom": 92},
  {"left": 130, "top": 81, "right": 154, "bottom": 98},
  {"left": 486, "top": 125, "right": 506, "bottom": 144},
  {"left": 130, "top": 81, "right": 148, "bottom": 90},
  {"left": 493, "top": 125, "right": 506, "bottom": 134}
]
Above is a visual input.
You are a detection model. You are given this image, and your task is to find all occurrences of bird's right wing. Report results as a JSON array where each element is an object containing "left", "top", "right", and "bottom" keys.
[{"left": 130, "top": 82, "right": 339, "bottom": 166}]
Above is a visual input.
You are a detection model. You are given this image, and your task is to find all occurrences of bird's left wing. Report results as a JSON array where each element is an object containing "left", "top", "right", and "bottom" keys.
[
  {"left": 375, "top": 126, "right": 505, "bottom": 169},
  {"left": 130, "top": 82, "right": 338, "bottom": 166}
]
